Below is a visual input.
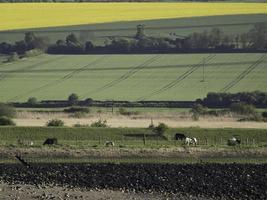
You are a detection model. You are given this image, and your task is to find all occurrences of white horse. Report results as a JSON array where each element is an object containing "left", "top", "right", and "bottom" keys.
[{"left": 185, "top": 137, "right": 197, "bottom": 146}]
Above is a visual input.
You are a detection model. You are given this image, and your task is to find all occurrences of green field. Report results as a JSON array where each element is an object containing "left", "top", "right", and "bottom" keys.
[
  {"left": 0, "top": 127, "right": 266, "bottom": 147},
  {"left": 0, "top": 53, "right": 266, "bottom": 102},
  {"left": 0, "top": 14, "right": 266, "bottom": 44}
]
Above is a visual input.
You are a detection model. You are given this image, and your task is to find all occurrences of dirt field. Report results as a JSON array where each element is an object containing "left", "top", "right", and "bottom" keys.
[
  {"left": 14, "top": 112, "right": 267, "bottom": 129},
  {"left": 1, "top": 163, "right": 266, "bottom": 200}
]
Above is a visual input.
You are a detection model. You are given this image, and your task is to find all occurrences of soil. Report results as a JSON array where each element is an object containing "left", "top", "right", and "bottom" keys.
[{"left": 1, "top": 163, "right": 266, "bottom": 200}]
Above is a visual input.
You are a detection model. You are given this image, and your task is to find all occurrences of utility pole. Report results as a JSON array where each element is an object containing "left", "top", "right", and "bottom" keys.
[{"left": 202, "top": 57, "right": 205, "bottom": 82}]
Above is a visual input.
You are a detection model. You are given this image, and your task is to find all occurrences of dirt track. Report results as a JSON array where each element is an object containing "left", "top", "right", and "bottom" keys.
[{"left": 14, "top": 112, "right": 267, "bottom": 129}]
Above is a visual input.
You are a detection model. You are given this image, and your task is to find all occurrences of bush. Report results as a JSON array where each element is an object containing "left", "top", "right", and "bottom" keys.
[
  {"left": 27, "top": 97, "right": 38, "bottom": 106},
  {"left": 46, "top": 119, "right": 64, "bottom": 127},
  {"left": 64, "top": 106, "right": 90, "bottom": 113},
  {"left": 7, "top": 52, "right": 19, "bottom": 62},
  {"left": 230, "top": 103, "right": 256, "bottom": 115},
  {"left": 24, "top": 49, "right": 43, "bottom": 57},
  {"left": 0, "top": 116, "right": 15, "bottom": 126},
  {"left": 90, "top": 119, "right": 108, "bottom": 128},
  {"left": 68, "top": 93, "right": 79, "bottom": 105},
  {"left": 262, "top": 112, "right": 267, "bottom": 118},
  {"left": 190, "top": 104, "right": 208, "bottom": 115},
  {"left": 0, "top": 103, "right": 16, "bottom": 118},
  {"left": 153, "top": 123, "right": 168, "bottom": 136}
]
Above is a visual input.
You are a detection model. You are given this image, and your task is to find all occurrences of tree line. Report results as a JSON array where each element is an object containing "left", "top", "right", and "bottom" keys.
[
  {"left": 198, "top": 91, "right": 267, "bottom": 108},
  {"left": 0, "top": 23, "right": 266, "bottom": 55}
]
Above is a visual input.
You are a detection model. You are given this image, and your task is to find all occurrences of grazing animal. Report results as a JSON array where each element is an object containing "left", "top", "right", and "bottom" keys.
[
  {"left": 227, "top": 137, "right": 241, "bottom": 146},
  {"left": 43, "top": 138, "right": 58, "bottom": 145},
  {"left": 105, "top": 141, "right": 115, "bottom": 147},
  {"left": 185, "top": 137, "right": 197, "bottom": 146},
  {"left": 174, "top": 133, "right": 186, "bottom": 140}
]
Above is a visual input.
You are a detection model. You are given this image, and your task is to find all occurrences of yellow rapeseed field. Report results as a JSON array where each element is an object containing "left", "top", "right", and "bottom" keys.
[{"left": 1, "top": 3, "right": 267, "bottom": 31}]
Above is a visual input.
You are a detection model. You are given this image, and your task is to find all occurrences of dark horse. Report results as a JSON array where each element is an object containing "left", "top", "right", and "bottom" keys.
[
  {"left": 174, "top": 133, "right": 186, "bottom": 140},
  {"left": 43, "top": 138, "right": 58, "bottom": 145}
]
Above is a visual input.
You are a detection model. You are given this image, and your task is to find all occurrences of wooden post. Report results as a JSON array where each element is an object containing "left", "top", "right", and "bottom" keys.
[{"left": 143, "top": 134, "right": 146, "bottom": 146}]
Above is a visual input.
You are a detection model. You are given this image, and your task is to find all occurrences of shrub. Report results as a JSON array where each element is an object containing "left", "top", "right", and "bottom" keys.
[
  {"left": 230, "top": 103, "right": 256, "bottom": 115},
  {"left": 153, "top": 123, "right": 168, "bottom": 136},
  {"left": 46, "top": 119, "right": 64, "bottom": 127},
  {"left": 190, "top": 104, "right": 208, "bottom": 115},
  {"left": 0, "top": 116, "right": 15, "bottom": 126},
  {"left": 68, "top": 93, "right": 79, "bottom": 105},
  {"left": 24, "top": 49, "right": 43, "bottom": 57},
  {"left": 262, "top": 111, "right": 267, "bottom": 118},
  {"left": 7, "top": 52, "right": 19, "bottom": 62},
  {"left": 27, "top": 97, "right": 38, "bottom": 106},
  {"left": 90, "top": 119, "right": 108, "bottom": 128},
  {"left": 84, "top": 98, "right": 93, "bottom": 106},
  {"left": 0, "top": 103, "right": 16, "bottom": 118}
]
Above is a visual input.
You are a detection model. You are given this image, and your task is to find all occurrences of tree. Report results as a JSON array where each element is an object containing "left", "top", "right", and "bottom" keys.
[
  {"left": 14, "top": 40, "right": 27, "bottom": 54},
  {"left": 135, "top": 24, "right": 146, "bottom": 39},
  {"left": 110, "top": 38, "right": 131, "bottom": 52},
  {"left": 68, "top": 93, "right": 79, "bottom": 105},
  {"left": 248, "top": 23, "right": 267, "bottom": 49},
  {"left": 0, "top": 42, "right": 12, "bottom": 54},
  {"left": 0, "top": 116, "right": 15, "bottom": 126},
  {"left": 85, "top": 41, "right": 94, "bottom": 52},
  {"left": 66, "top": 33, "right": 80, "bottom": 47},
  {"left": 0, "top": 103, "right": 16, "bottom": 118},
  {"left": 153, "top": 123, "right": 168, "bottom": 136},
  {"left": 56, "top": 40, "right": 65, "bottom": 46},
  {"left": 27, "top": 97, "right": 38, "bottom": 106},
  {"left": 209, "top": 28, "right": 223, "bottom": 47}
]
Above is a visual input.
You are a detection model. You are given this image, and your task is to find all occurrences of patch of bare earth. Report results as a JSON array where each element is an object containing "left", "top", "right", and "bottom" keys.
[
  {"left": 1, "top": 147, "right": 266, "bottom": 160},
  {"left": 14, "top": 112, "right": 267, "bottom": 129}
]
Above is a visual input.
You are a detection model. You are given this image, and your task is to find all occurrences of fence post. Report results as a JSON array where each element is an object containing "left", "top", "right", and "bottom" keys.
[
  {"left": 98, "top": 136, "right": 101, "bottom": 145},
  {"left": 143, "top": 134, "right": 146, "bottom": 146}
]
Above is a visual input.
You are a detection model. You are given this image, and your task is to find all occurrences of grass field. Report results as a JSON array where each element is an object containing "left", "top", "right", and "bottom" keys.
[
  {"left": 0, "top": 126, "right": 266, "bottom": 147},
  {"left": 1, "top": 3, "right": 267, "bottom": 31},
  {"left": 0, "top": 53, "right": 266, "bottom": 102}
]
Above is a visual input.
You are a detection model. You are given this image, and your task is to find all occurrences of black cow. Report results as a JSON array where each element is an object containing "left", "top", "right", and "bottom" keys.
[
  {"left": 43, "top": 138, "right": 58, "bottom": 145},
  {"left": 174, "top": 133, "right": 186, "bottom": 140}
]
